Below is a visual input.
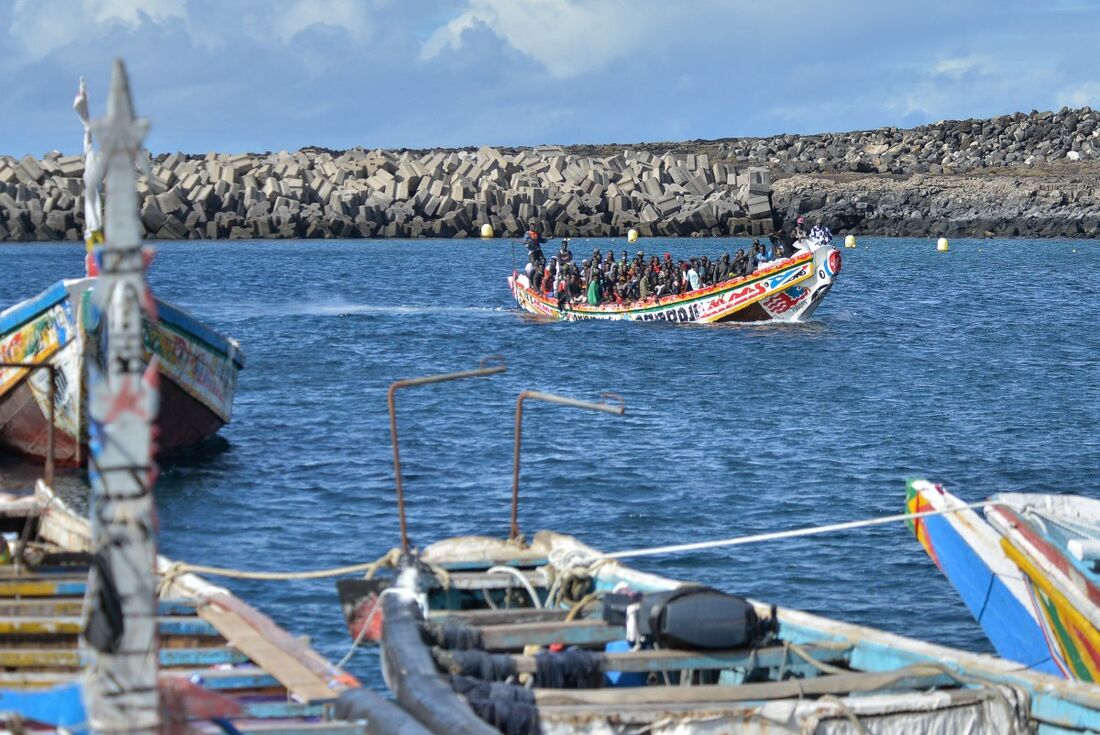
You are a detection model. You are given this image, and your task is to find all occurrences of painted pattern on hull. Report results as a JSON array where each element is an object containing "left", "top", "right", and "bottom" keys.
[{"left": 509, "top": 245, "right": 840, "bottom": 324}]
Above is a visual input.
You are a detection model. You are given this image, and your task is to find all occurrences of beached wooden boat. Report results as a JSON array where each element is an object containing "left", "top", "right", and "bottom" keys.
[
  {"left": 908, "top": 479, "right": 1100, "bottom": 682},
  {"left": 332, "top": 370, "right": 1100, "bottom": 734},
  {"left": 507, "top": 242, "right": 841, "bottom": 323},
  {"left": 0, "top": 277, "right": 244, "bottom": 465}
]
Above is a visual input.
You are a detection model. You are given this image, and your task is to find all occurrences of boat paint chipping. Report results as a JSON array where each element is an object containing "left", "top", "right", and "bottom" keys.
[
  {"left": 143, "top": 319, "right": 237, "bottom": 422},
  {"left": 509, "top": 245, "right": 840, "bottom": 323}
]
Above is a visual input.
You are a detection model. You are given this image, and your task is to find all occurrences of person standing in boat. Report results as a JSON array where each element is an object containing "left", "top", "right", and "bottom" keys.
[
  {"left": 809, "top": 222, "right": 833, "bottom": 247},
  {"left": 793, "top": 217, "right": 808, "bottom": 241},
  {"left": 557, "top": 238, "right": 573, "bottom": 266},
  {"left": 523, "top": 227, "right": 546, "bottom": 265}
]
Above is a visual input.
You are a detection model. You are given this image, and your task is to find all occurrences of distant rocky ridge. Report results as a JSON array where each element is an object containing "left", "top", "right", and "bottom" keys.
[{"left": 1, "top": 105, "right": 1098, "bottom": 241}]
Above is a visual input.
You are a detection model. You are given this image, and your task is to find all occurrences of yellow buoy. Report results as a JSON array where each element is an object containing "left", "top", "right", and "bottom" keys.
[
  {"left": 844, "top": 234, "right": 857, "bottom": 248},
  {"left": 480, "top": 223, "right": 494, "bottom": 238},
  {"left": 937, "top": 237, "right": 949, "bottom": 252},
  {"left": 627, "top": 228, "right": 639, "bottom": 243}
]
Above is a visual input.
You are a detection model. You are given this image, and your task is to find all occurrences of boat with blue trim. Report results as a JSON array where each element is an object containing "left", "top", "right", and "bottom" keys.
[
  {"left": 908, "top": 479, "right": 1100, "bottom": 682},
  {"left": 0, "top": 277, "right": 243, "bottom": 464},
  {"left": 333, "top": 366, "right": 1100, "bottom": 734}
]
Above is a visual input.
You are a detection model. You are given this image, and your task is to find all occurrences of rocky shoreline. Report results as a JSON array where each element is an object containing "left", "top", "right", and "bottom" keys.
[{"left": 1, "top": 106, "right": 1098, "bottom": 241}]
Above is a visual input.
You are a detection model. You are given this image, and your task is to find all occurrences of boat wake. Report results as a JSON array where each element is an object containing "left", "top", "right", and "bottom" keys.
[{"left": 291, "top": 303, "right": 511, "bottom": 318}]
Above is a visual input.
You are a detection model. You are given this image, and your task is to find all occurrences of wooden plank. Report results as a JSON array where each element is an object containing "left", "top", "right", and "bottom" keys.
[
  {"left": 446, "top": 570, "right": 547, "bottom": 591},
  {"left": 193, "top": 723, "right": 365, "bottom": 735},
  {"left": 0, "top": 597, "right": 84, "bottom": 616},
  {"left": 240, "top": 701, "right": 327, "bottom": 720},
  {"left": 160, "top": 647, "right": 249, "bottom": 667},
  {"left": 0, "top": 597, "right": 189, "bottom": 616},
  {"left": 0, "top": 648, "right": 81, "bottom": 668},
  {"left": 534, "top": 667, "right": 957, "bottom": 706},
  {"left": 0, "top": 578, "right": 86, "bottom": 597},
  {"left": 0, "top": 616, "right": 81, "bottom": 635},
  {"left": 507, "top": 641, "right": 851, "bottom": 674},
  {"left": 0, "top": 616, "right": 219, "bottom": 637},
  {"left": 197, "top": 595, "right": 348, "bottom": 703},
  {"left": 479, "top": 620, "right": 624, "bottom": 650},
  {"left": 428, "top": 607, "right": 570, "bottom": 626},
  {"left": 166, "top": 665, "right": 280, "bottom": 691}
]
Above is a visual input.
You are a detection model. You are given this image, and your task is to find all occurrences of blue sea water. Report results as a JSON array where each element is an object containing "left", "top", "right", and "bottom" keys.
[{"left": 1, "top": 236, "right": 1098, "bottom": 688}]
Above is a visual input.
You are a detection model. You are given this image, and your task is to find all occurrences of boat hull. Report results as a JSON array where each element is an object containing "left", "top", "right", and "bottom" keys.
[
  {"left": 508, "top": 245, "right": 841, "bottom": 323},
  {"left": 0, "top": 279, "right": 243, "bottom": 465},
  {"left": 344, "top": 531, "right": 1100, "bottom": 734},
  {"left": 906, "top": 480, "right": 1061, "bottom": 676},
  {"left": 987, "top": 497, "right": 1100, "bottom": 682}
]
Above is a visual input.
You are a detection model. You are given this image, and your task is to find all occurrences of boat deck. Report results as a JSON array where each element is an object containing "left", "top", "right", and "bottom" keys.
[{"left": 0, "top": 483, "right": 364, "bottom": 733}]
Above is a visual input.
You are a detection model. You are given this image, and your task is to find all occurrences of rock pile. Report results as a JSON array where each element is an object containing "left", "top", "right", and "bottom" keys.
[
  {"left": 1, "top": 105, "right": 1099, "bottom": 241},
  {"left": 773, "top": 168, "right": 1100, "bottom": 238},
  {"left": 0, "top": 146, "right": 774, "bottom": 241},
  {"left": 710, "top": 106, "right": 1100, "bottom": 175}
]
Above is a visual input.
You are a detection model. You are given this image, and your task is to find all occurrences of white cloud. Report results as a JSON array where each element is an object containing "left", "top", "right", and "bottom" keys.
[
  {"left": 265, "top": 0, "right": 374, "bottom": 44},
  {"left": 1057, "top": 81, "right": 1100, "bottom": 108},
  {"left": 929, "top": 54, "right": 998, "bottom": 80},
  {"left": 420, "top": 0, "right": 662, "bottom": 78},
  {"left": 8, "top": 0, "right": 186, "bottom": 61}
]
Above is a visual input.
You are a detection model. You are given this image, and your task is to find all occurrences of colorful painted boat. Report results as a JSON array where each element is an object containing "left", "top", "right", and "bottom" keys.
[
  {"left": 0, "top": 479, "right": 374, "bottom": 734},
  {"left": 0, "top": 277, "right": 244, "bottom": 464},
  {"left": 507, "top": 242, "right": 841, "bottom": 323},
  {"left": 907, "top": 479, "right": 1100, "bottom": 682},
  {"left": 330, "top": 369, "right": 1100, "bottom": 734}
]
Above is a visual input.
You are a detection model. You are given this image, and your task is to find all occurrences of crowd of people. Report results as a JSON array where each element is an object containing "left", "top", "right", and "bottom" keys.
[{"left": 519, "top": 216, "right": 833, "bottom": 308}]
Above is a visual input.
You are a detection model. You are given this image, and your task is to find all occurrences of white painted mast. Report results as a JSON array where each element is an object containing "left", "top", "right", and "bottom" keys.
[
  {"left": 73, "top": 76, "right": 105, "bottom": 273},
  {"left": 80, "top": 59, "right": 161, "bottom": 734}
]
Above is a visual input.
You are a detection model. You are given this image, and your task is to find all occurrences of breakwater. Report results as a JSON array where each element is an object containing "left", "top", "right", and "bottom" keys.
[{"left": 1, "top": 106, "right": 1098, "bottom": 241}]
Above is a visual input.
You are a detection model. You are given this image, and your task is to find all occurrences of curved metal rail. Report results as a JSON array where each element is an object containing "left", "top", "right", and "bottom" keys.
[
  {"left": 511, "top": 390, "right": 625, "bottom": 540},
  {"left": 387, "top": 356, "right": 506, "bottom": 552}
]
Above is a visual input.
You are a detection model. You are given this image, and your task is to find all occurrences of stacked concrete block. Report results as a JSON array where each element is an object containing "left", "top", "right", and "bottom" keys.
[{"left": 21, "top": 103, "right": 1099, "bottom": 239}]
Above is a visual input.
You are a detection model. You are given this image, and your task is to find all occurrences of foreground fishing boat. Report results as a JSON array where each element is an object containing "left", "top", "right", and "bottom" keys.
[
  {"left": 0, "top": 78, "right": 243, "bottom": 466},
  {"left": 333, "top": 367, "right": 1100, "bottom": 734},
  {"left": 907, "top": 479, "right": 1100, "bottom": 682},
  {"left": 0, "top": 480, "right": 360, "bottom": 733},
  {"left": 507, "top": 241, "right": 841, "bottom": 323}
]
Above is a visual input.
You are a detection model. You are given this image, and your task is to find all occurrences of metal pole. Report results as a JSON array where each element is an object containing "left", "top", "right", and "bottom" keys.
[
  {"left": 511, "top": 391, "right": 624, "bottom": 540},
  {"left": 388, "top": 356, "right": 505, "bottom": 552},
  {"left": 45, "top": 365, "right": 55, "bottom": 489}
]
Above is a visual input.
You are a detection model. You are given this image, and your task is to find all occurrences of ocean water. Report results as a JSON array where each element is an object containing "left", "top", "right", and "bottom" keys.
[{"left": 1, "top": 236, "right": 1098, "bottom": 688}]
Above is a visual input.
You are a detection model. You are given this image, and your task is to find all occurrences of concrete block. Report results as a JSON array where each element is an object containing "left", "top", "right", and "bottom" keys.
[
  {"left": 155, "top": 186, "right": 187, "bottom": 215},
  {"left": 20, "top": 156, "right": 45, "bottom": 183},
  {"left": 140, "top": 198, "right": 167, "bottom": 232}
]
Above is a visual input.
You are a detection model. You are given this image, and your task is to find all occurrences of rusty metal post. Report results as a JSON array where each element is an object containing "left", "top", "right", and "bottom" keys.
[
  {"left": 388, "top": 356, "right": 505, "bottom": 552},
  {"left": 511, "top": 391, "right": 625, "bottom": 541}
]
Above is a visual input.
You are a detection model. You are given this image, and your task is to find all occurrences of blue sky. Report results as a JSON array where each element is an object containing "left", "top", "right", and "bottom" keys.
[{"left": 2, "top": 0, "right": 1100, "bottom": 157}]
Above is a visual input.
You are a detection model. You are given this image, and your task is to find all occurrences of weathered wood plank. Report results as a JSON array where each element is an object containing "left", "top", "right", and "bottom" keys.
[
  {"left": 534, "top": 667, "right": 957, "bottom": 706},
  {"left": 507, "top": 641, "right": 852, "bottom": 674},
  {"left": 479, "top": 619, "right": 624, "bottom": 650},
  {"left": 0, "top": 578, "right": 86, "bottom": 597},
  {"left": 428, "top": 607, "right": 570, "bottom": 626}
]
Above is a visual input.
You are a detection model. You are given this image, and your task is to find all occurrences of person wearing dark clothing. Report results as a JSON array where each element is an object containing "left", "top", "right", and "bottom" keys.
[{"left": 558, "top": 239, "right": 573, "bottom": 265}]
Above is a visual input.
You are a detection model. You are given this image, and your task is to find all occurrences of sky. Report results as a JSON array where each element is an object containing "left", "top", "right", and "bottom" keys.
[{"left": 2, "top": 0, "right": 1100, "bottom": 157}]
